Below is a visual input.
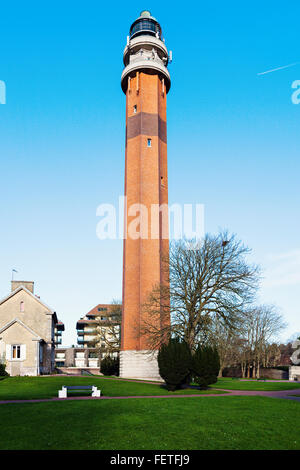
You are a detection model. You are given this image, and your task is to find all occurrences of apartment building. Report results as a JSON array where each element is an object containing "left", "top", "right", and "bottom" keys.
[
  {"left": 76, "top": 303, "right": 121, "bottom": 356},
  {"left": 54, "top": 321, "right": 65, "bottom": 347}
]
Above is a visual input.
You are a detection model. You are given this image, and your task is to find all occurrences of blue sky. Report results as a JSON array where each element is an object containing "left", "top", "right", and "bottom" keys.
[{"left": 0, "top": 1, "right": 299, "bottom": 346}]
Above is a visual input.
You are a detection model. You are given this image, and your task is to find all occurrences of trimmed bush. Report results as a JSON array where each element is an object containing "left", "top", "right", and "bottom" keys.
[
  {"left": 158, "top": 338, "right": 192, "bottom": 391},
  {"left": 100, "top": 356, "right": 119, "bottom": 376},
  {"left": 0, "top": 363, "right": 9, "bottom": 377},
  {"left": 191, "top": 345, "right": 220, "bottom": 389},
  {"left": 273, "top": 366, "right": 289, "bottom": 372}
]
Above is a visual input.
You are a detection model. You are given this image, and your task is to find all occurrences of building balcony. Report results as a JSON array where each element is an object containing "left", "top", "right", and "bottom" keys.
[
  {"left": 88, "top": 358, "right": 99, "bottom": 367},
  {"left": 84, "top": 337, "right": 97, "bottom": 344}
]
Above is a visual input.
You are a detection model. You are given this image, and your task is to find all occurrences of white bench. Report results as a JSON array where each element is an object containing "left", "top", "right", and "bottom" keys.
[{"left": 58, "top": 385, "right": 101, "bottom": 398}]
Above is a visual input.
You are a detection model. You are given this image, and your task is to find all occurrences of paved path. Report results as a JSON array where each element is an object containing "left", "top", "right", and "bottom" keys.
[
  {"left": 239, "top": 379, "right": 291, "bottom": 383},
  {"left": 224, "top": 388, "right": 300, "bottom": 402},
  {"left": 0, "top": 388, "right": 299, "bottom": 405}
]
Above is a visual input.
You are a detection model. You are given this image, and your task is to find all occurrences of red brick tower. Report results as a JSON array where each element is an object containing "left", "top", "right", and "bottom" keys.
[{"left": 120, "top": 11, "right": 171, "bottom": 378}]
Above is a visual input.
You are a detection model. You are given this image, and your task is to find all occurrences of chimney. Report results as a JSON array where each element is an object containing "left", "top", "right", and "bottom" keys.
[{"left": 11, "top": 281, "right": 34, "bottom": 294}]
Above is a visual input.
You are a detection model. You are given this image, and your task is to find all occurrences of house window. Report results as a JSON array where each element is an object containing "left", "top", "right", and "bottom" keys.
[
  {"left": 147, "top": 138, "right": 152, "bottom": 147},
  {"left": 20, "top": 301, "right": 24, "bottom": 312},
  {"left": 12, "top": 345, "right": 21, "bottom": 359},
  {"left": 133, "top": 105, "right": 137, "bottom": 113}
]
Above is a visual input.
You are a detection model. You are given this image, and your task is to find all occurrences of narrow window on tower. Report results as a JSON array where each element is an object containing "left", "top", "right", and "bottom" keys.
[
  {"left": 147, "top": 138, "right": 152, "bottom": 147},
  {"left": 133, "top": 105, "right": 137, "bottom": 114}
]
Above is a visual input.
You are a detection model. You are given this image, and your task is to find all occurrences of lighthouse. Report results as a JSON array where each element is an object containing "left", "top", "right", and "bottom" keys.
[{"left": 120, "top": 11, "right": 171, "bottom": 379}]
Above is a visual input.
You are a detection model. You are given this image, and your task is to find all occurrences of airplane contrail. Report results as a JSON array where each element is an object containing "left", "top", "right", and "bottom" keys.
[{"left": 257, "top": 62, "right": 299, "bottom": 76}]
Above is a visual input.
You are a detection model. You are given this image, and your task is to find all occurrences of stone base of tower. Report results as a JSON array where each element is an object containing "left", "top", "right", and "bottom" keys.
[{"left": 119, "top": 350, "right": 163, "bottom": 381}]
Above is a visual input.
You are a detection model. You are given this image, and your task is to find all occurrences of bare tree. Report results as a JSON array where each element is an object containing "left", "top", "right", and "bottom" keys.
[
  {"left": 263, "top": 343, "right": 281, "bottom": 368},
  {"left": 279, "top": 342, "right": 294, "bottom": 365},
  {"left": 241, "top": 305, "right": 286, "bottom": 378},
  {"left": 208, "top": 318, "right": 247, "bottom": 377},
  {"left": 237, "top": 338, "right": 250, "bottom": 378},
  {"left": 141, "top": 231, "right": 260, "bottom": 352},
  {"left": 201, "top": 307, "right": 285, "bottom": 378}
]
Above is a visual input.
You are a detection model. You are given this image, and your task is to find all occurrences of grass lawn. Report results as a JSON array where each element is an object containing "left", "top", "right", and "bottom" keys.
[
  {"left": 1, "top": 376, "right": 299, "bottom": 400},
  {"left": 212, "top": 377, "right": 300, "bottom": 391},
  {"left": 0, "top": 376, "right": 225, "bottom": 400},
  {"left": 0, "top": 396, "right": 299, "bottom": 450}
]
